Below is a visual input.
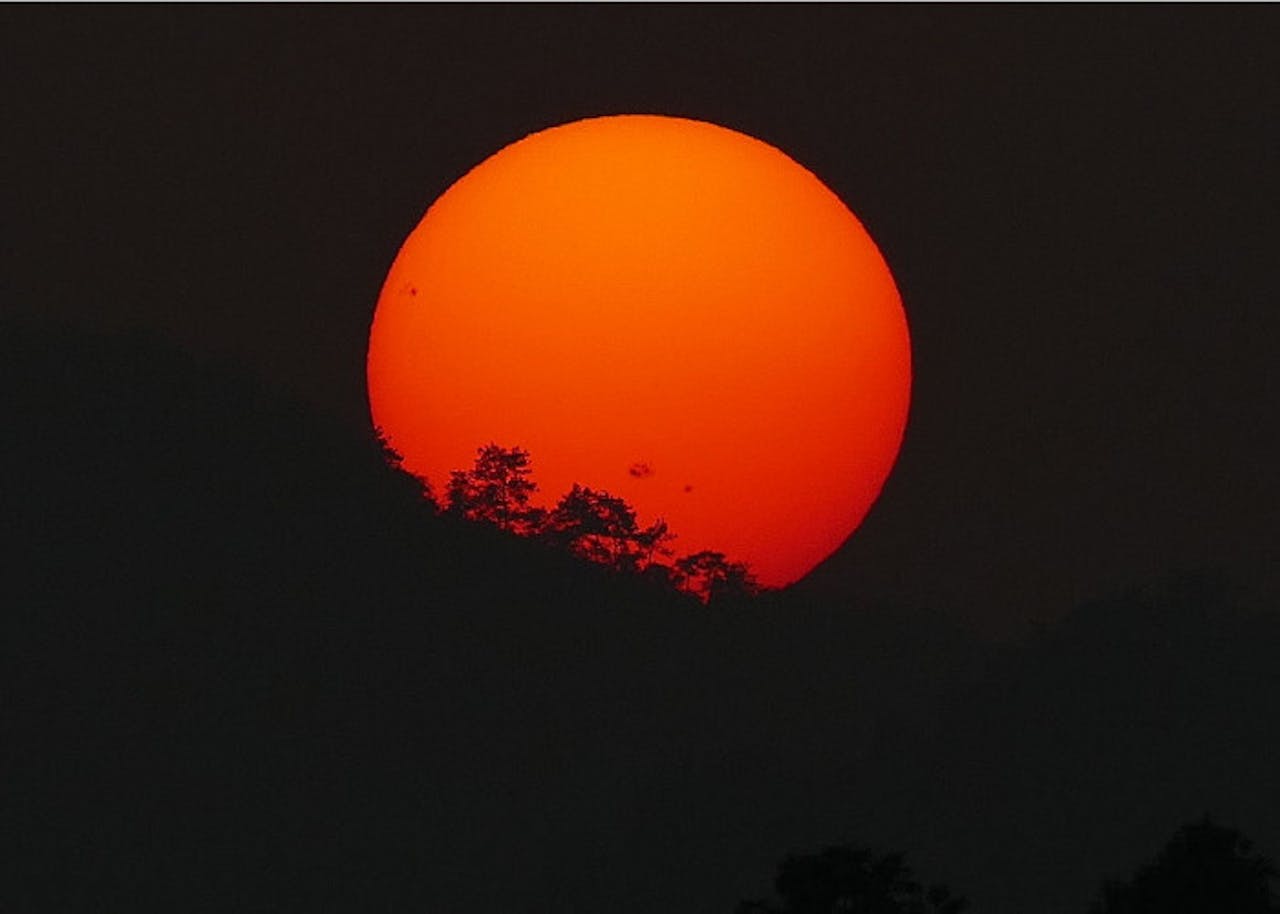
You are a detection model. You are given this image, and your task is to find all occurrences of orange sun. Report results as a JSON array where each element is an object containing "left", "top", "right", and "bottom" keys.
[{"left": 367, "top": 115, "right": 911, "bottom": 589}]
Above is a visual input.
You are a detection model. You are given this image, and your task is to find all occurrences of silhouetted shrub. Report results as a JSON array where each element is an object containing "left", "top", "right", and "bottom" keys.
[
  {"left": 1089, "top": 817, "right": 1280, "bottom": 914},
  {"left": 738, "top": 844, "right": 968, "bottom": 914}
]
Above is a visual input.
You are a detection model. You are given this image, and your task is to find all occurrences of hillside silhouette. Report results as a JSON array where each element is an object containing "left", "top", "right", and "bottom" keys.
[
  {"left": 4, "top": 319, "right": 1278, "bottom": 914},
  {"left": 852, "top": 573, "right": 1280, "bottom": 914},
  {"left": 1, "top": 319, "right": 982, "bottom": 912}
]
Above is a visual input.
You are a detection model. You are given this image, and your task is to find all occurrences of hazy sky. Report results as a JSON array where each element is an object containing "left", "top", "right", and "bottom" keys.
[{"left": 6, "top": 6, "right": 1277, "bottom": 636}]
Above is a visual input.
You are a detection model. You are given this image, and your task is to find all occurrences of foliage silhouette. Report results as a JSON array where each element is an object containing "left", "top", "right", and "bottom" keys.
[
  {"left": 543, "top": 482, "right": 674, "bottom": 573},
  {"left": 434, "top": 443, "right": 762, "bottom": 599},
  {"left": 375, "top": 426, "right": 434, "bottom": 506},
  {"left": 1089, "top": 817, "right": 1280, "bottom": 914},
  {"left": 738, "top": 844, "right": 968, "bottom": 914},
  {"left": 444, "top": 443, "right": 543, "bottom": 533},
  {"left": 674, "top": 550, "right": 760, "bottom": 604}
]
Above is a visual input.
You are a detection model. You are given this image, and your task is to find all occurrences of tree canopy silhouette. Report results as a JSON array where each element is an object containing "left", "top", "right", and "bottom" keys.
[
  {"left": 432, "top": 443, "right": 763, "bottom": 599},
  {"left": 374, "top": 426, "right": 434, "bottom": 506},
  {"left": 1089, "top": 817, "right": 1280, "bottom": 914},
  {"left": 544, "top": 482, "right": 674, "bottom": 573},
  {"left": 675, "top": 550, "right": 760, "bottom": 604},
  {"left": 444, "top": 443, "right": 543, "bottom": 534},
  {"left": 738, "top": 844, "right": 968, "bottom": 914}
]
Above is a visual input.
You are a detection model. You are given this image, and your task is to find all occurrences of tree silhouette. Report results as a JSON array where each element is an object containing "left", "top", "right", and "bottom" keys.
[
  {"left": 738, "top": 844, "right": 968, "bottom": 914},
  {"left": 1089, "top": 816, "right": 1280, "bottom": 914},
  {"left": 674, "top": 550, "right": 759, "bottom": 604},
  {"left": 374, "top": 425, "right": 435, "bottom": 506},
  {"left": 437, "top": 443, "right": 764, "bottom": 597},
  {"left": 444, "top": 443, "right": 543, "bottom": 533},
  {"left": 543, "top": 483, "right": 673, "bottom": 572}
]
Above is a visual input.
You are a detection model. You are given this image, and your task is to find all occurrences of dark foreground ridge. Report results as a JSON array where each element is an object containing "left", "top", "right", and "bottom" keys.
[{"left": 4, "top": 319, "right": 1278, "bottom": 913}]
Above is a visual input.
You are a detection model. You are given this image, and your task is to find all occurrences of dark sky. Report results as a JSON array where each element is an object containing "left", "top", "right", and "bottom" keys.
[{"left": 6, "top": 6, "right": 1277, "bottom": 637}]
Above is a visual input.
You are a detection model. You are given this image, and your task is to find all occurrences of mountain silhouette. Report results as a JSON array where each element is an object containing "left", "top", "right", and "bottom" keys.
[
  {"left": 851, "top": 572, "right": 1280, "bottom": 914},
  {"left": 3, "top": 319, "right": 1276, "bottom": 914},
  {"left": 1, "top": 319, "right": 982, "bottom": 912}
]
